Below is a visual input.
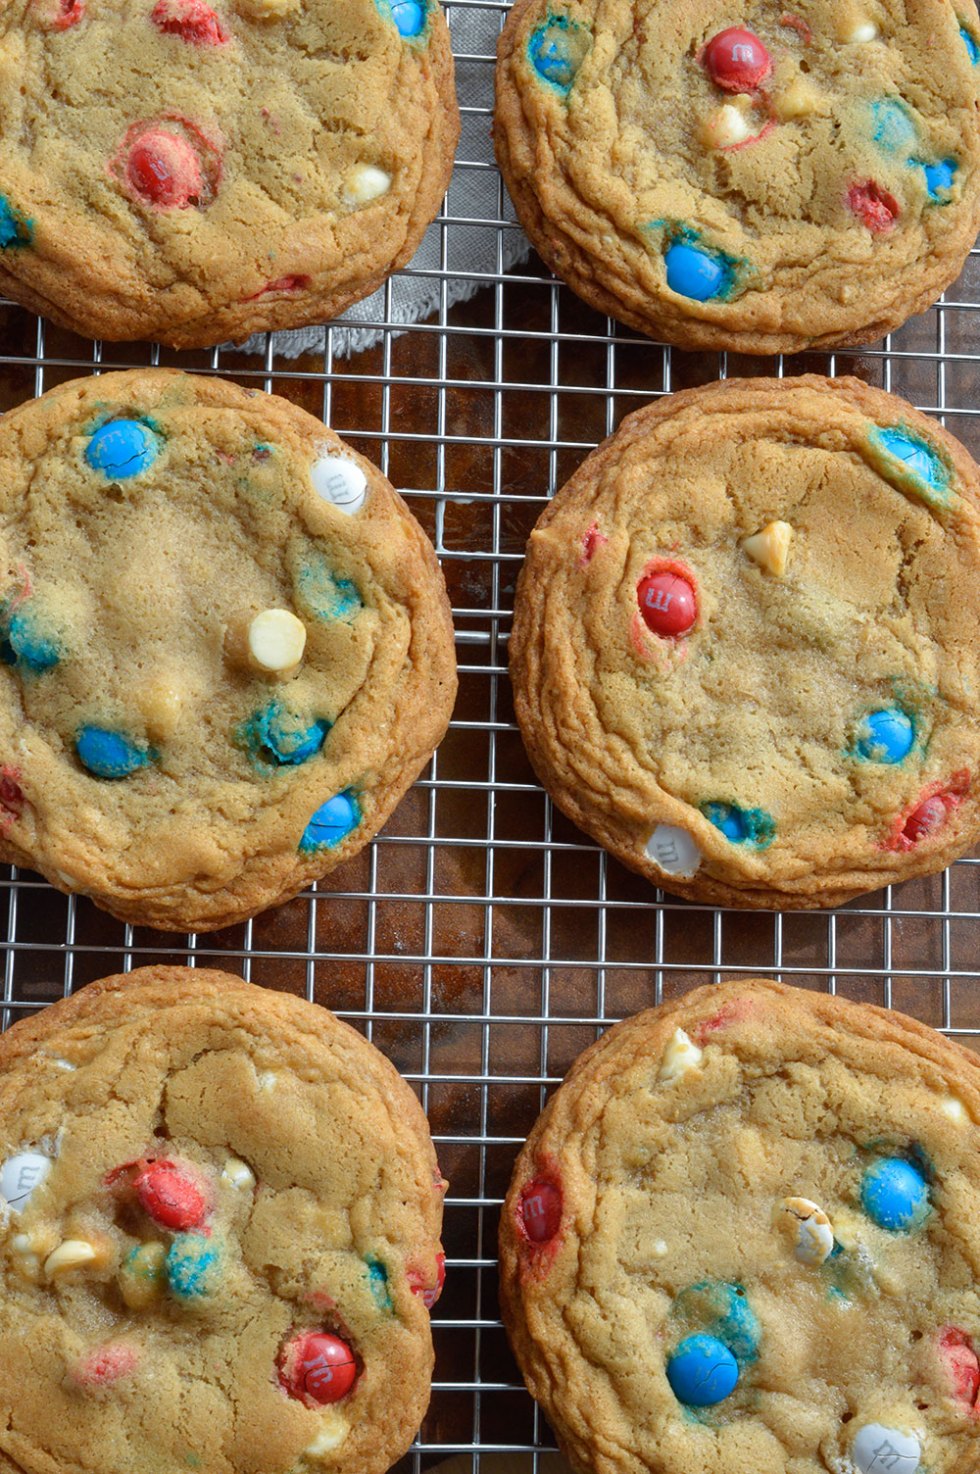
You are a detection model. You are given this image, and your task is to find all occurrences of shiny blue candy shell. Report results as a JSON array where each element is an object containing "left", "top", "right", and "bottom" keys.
[
  {"left": 299, "top": 791, "right": 361, "bottom": 853},
  {"left": 923, "top": 158, "right": 957, "bottom": 200},
  {"left": 962, "top": 27, "right": 979, "bottom": 63},
  {"left": 391, "top": 0, "right": 424, "bottom": 37},
  {"left": 861, "top": 1156, "right": 930, "bottom": 1232},
  {"left": 873, "top": 427, "right": 949, "bottom": 493},
  {"left": 856, "top": 708, "right": 914, "bottom": 764},
  {"left": 664, "top": 242, "right": 728, "bottom": 302},
  {"left": 666, "top": 1334, "right": 739, "bottom": 1407},
  {"left": 76, "top": 726, "right": 151, "bottom": 779},
  {"left": 85, "top": 419, "right": 159, "bottom": 480}
]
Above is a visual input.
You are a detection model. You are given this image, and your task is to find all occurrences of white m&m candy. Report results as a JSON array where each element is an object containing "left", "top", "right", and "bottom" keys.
[
  {"left": 645, "top": 824, "right": 702, "bottom": 878},
  {"left": 1, "top": 1150, "right": 52, "bottom": 1212},
  {"left": 311, "top": 453, "right": 368, "bottom": 515},
  {"left": 851, "top": 1424, "right": 920, "bottom": 1474}
]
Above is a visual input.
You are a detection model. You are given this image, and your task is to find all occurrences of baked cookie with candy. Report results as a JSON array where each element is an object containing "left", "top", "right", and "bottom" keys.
[
  {"left": 510, "top": 375, "right": 980, "bottom": 908},
  {"left": 500, "top": 979, "right": 980, "bottom": 1474},
  {"left": 0, "top": 967, "right": 447, "bottom": 1474},
  {"left": 495, "top": 0, "right": 980, "bottom": 352},
  {"left": 0, "top": 369, "right": 456, "bottom": 931},
  {"left": 0, "top": 0, "right": 458, "bottom": 347}
]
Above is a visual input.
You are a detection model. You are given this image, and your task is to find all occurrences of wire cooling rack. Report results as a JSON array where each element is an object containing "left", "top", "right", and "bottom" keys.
[{"left": 1, "top": 3, "right": 979, "bottom": 1471}]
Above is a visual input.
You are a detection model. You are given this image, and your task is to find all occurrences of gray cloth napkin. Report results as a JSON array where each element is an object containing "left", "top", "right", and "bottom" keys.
[{"left": 235, "top": 3, "right": 531, "bottom": 360}]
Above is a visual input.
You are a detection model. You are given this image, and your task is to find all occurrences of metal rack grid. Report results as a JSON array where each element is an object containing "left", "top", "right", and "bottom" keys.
[{"left": 0, "top": 3, "right": 979, "bottom": 1473}]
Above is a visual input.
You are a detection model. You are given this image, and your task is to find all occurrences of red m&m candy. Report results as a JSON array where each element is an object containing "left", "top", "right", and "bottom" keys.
[
  {"left": 519, "top": 1179, "right": 562, "bottom": 1244},
  {"left": 848, "top": 181, "right": 900, "bottom": 234},
  {"left": 637, "top": 568, "right": 698, "bottom": 638},
  {"left": 902, "top": 795, "right": 948, "bottom": 845},
  {"left": 938, "top": 1328, "right": 980, "bottom": 1408},
  {"left": 279, "top": 1331, "right": 358, "bottom": 1406},
  {"left": 126, "top": 128, "right": 205, "bottom": 209},
  {"left": 134, "top": 1160, "right": 208, "bottom": 1231},
  {"left": 408, "top": 1251, "right": 447, "bottom": 1308},
  {"left": 703, "top": 28, "right": 772, "bottom": 92},
  {"left": 151, "top": 0, "right": 228, "bottom": 44}
]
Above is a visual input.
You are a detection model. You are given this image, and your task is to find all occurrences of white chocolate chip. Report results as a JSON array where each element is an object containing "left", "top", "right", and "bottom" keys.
[
  {"left": 700, "top": 102, "right": 756, "bottom": 150},
  {"left": 843, "top": 19, "right": 878, "bottom": 42},
  {"left": 742, "top": 520, "right": 794, "bottom": 576},
  {"left": 851, "top": 1424, "right": 920, "bottom": 1474},
  {"left": 658, "top": 1028, "right": 704, "bottom": 1084},
  {"left": 221, "top": 1157, "right": 256, "bottom": 1190},
  {"left": 49, "top": 1057, "right": 76, "bottom": 1071},
  {"left": 0, "top": 1150, "right": 51, "bottom": 1213},
  {"left": 305, "top": 1412, "right": 350, "bottom": 1457},
  {"left": 137, "top": 675, "right": 185, "bottom": 742},
  {"left": 774, "top": 77, "right": 829, "bottom": 121},
  {"left": 940, "top": 1095, "right": 967, "bottom": 1121},
  {"left": 779, "top": 1197, "right": 835, "bottom": 1266},
  {"left": 257, "top": 1071, "right": 277, "bottom": 1092},
  {"left": 11, "top": 1233, "right": 42, "bottom": 1279},
  {"left": 645, "top": 824, "right": 702, "bottom": 878},
  {"left": 247, "top": 610, "right": 307, "bottom": 674},
  {"left": 343, "top": 165, "right": 392, "bottom": 207},
  {"left": 652, "top": 1239, "right": 669, "bottom": 1258},
  {"left": 44, "top": 1239, "right": 99, "bottom": 1279},
  {"left": 311, "top": 453, "right": 368, "bottom": 515}
]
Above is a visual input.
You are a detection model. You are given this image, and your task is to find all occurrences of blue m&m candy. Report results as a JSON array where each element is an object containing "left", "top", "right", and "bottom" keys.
[
  {"left": 299, "top": 791, "right": 361, "bottom": 853},
  {"left": 664, "top": 241, "right": 731, "bottom": 302},
  {"left": 85, "top": 419, "right": 159, "bottom": 480},
  {"left": 922, "top": 158, "right": 957, "bottom": 200},
  {"left": 76, "top": 726, "right": 152, "bottom": 779},
  {"left": 528, "top": 18, "right": 588, "bottom": 92},
  {"left": 666, "top": 1334, "right": 739, "bottom": 1407},
  {"left": 702, "top": 803, "right": 775, "bottom": 848},
  {"left": 861, "top": 1157, "right": 930, "bottom": 1232},
  {"left": 6, "top": 609, "right": 59, "bottom": 672},
  {"left": 870, "top": 99, "right": 917, "bottom": 155},
  {"left": 0, "top": 194, "right": 32, "bottom": 249},
  {"left": 241, "top": 702, "right": 329, "bottom": 768},
  {"left": 390, "top": 0, "right": 424, "bottom": 37},
  {"left": 855, "top": 708, "right": 914, "bottom": 764},
  {"left": 962, "top": 26, "right": 980, "bottom": 62},
  {"left": 166, "top": 1234, "right": 221, "bottom": 1299},
  {"left": 871, "top": 426, "right": 950, "bottom": 500}
]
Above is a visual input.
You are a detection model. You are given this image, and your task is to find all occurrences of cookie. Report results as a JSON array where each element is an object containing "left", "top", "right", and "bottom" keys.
[
  {"left": 0, "top": 0, "right": 458, "bottom": 347},
  {"left": 495, "top": 0, "right": 980, "bottom": 353},
  {"left": 0, "top": 368, "right": 457, "bottom": 931},
  {"left": 499, "top": 979, "right": 980, "bottom": 1474},
  {"left": 0, "top": 966, "right": 447, "bottom": 1474},
  {"left": 509, "top": 375, "right": 980, "bottom": 909}
]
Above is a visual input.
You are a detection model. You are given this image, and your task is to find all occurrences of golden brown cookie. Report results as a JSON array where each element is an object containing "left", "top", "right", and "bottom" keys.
[
  {"left": 495, "top": 0, "right": 980, "bottom": 353},
  {"left": 0, "top": 0, "right": 458, "bottom": 347},
  {"left": 500, "top": 979, "right": 980, "bottom": 1474},
  {"left": 0, "top": 966, "right": 447, "bottom": 1474},
  {"left": 0, "top": 369, "right": 457, "bottom": 931},
  {"left": 509, "top": 375, "right": 980, "bottom": 909}
]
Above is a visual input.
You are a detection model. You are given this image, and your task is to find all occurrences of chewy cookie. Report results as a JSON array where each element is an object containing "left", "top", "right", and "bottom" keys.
[
  {"left": 495, "top": 0, "right": 980, "bottom": 353},
  {"left": 500, "top": 979, "right": 980, "bottom": 1474},
  {"left": 0, "top": 0, "right": 458, "bottom": 347},
  {"left": 0, "top": 368, "right": 457, "bottom": 931},
  {"left": 0, "top": 966, "right": 447, "bottom": 1474},
  {"left": 510, "top": 375, "right": 980, "bottom": 909}
]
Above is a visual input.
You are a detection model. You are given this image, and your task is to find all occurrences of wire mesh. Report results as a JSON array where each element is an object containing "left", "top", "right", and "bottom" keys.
[{"left": 0, "top": 3, "right": 979, "bottom": 1471}]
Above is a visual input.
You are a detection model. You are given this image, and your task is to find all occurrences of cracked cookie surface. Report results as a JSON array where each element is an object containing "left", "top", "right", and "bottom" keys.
[
  {"left": 0, "top": 966, "right": 446, "bottom": 1474},
  {"left": 0, "top": 368, "right": 457, "bottom": 931},
  {"left": 495, "top": 0, "right": 980, "bottom": 353},
  {"left": 499, "top": 979, "right": 980, "bottom": 1474},
  {"left": 0, "top": 0, "right": 458, "bottom": 347},
  {"left": 509, "top": 375, "right": 980, "bottom": 909}
]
